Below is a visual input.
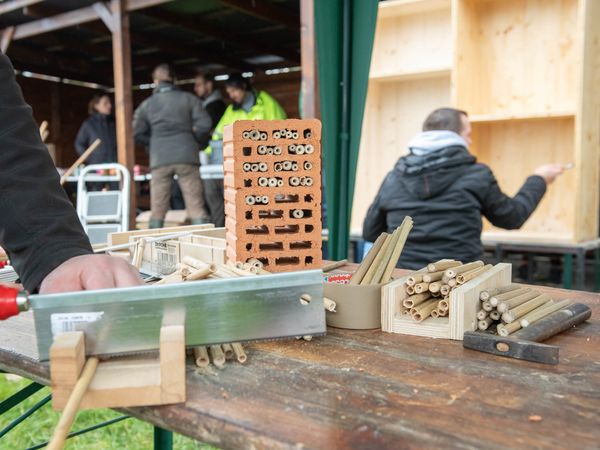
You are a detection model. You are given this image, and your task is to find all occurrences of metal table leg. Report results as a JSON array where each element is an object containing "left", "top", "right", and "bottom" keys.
[
  {"left": 563, "top": 254, "right": 573, "bottom": 290},
  {"left": 575, "top": 248, "right": 586, "bottom": 290},
  {"left": 154, "top": 426, "right": 173, "bottom": 450}
]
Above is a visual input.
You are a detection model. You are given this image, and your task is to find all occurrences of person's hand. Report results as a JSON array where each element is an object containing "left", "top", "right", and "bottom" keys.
[
  {"left": 39, "top": 254, "right": 142, "bottom": 294},
  {"left": 534, "top": 164, "right": 564, "bottom": 184}
]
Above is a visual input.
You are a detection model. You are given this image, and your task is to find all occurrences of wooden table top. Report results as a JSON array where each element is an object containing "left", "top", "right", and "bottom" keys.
[{"left": 0, "top": 281, "right": 598, "bottom": 449}]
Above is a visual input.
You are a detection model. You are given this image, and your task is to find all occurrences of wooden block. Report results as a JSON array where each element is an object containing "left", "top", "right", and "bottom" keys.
[
  {"left": 160, "top": 325, "right": 186, "bottom": 404},
  {"left": 50, "top": 332, "right": 85, "bottom": 388}
]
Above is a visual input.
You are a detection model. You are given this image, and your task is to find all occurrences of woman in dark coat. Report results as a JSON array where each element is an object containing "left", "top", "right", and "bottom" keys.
[{"left": 75, "top": 94, "right": 117, "bottom": 164}]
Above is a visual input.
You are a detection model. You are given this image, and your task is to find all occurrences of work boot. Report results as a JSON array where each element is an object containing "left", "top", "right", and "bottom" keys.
[
  {"left": 149, "top": 219, "right": 164, "bottom": 229},
  {"left": 190, "top": 217, "right": 210, "bottom": 225}
]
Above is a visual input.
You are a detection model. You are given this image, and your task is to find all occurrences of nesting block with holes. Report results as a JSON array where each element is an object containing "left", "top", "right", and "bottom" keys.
[{"left": 223, "top": 119, "right": 322, "bottom": 272}]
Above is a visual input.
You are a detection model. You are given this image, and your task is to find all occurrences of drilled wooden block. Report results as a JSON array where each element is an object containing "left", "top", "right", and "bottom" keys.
[{"left": 223, "top": 119, "right": 322, "bottom": 272}]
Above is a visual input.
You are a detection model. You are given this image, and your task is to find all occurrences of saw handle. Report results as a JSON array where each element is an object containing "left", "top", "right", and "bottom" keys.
[{"left": 0, "top": 285, "right": 28, "bottom": 320}]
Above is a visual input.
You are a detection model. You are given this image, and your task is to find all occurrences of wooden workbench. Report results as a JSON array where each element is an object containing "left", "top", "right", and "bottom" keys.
[{"left": 0, "top": 284, "right": 598, "bottom": 449}]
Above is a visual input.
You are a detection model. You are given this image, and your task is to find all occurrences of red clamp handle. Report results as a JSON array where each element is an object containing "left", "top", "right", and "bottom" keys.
[
  {"left": 0, "top": 285, "right": 27, "bottom": 320},
  {"left": 0, "top": 261, "right": 7, "bottom": 269}
]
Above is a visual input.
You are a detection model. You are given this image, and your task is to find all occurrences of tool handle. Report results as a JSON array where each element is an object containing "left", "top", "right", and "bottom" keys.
[
  {"left": 59, "top": 138, "right": 101, "bottom": 185},
  {"left": 47, "top": 357, "right": 99, "bottom": 450},
  {"left": 0, "top": 285, "right": 28, "bottom": 320},
  {"left": 513, "top": 303, "right": 592, "bottom": 342}
]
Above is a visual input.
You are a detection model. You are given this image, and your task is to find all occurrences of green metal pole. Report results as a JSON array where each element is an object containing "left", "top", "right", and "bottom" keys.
[{"left": 153, "top": 426, "right": 173, "bottom": 450}]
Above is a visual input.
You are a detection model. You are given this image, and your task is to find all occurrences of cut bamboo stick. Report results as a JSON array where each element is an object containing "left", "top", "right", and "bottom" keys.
[
  {"left": 457, "top": 264, "right": 492, "bottom": 284},
  {"left": 520, "top": 299, "right": 570, "bottom": 327},
  {"left": 222, "top": 343, "right": 234, "bottom": 359},
  {"left": 431, "top": 310, "right": 439, "bottom": 318},
  {"left": 185, "top": 265, "right": 216, "bottom": 281},
  {"left": 322, "top": 259, "right": 348, "bottom": 272},
  {"left": 482, "top": 301, "right": 493, "bottom": 312},
  {"left": 60, "top": 138, "right": 102, "bottom": 185},
  {"left": 498, "top": 321, "right": 521, "bottom": 337},
  {"left": 440, "top": 284, "right": 451, "bottom": 296},
  {"left": 497, "top": 290, "right": 540, "bottom": 314},
  {"left": 402, "top": 292, "right": 432, "bottom": 308},
  {"left": 476, "top": 309, "right": 489, "bottom": 321},
  {"left": 406, "top": 285, "right": 415, "bottom": 295},
  {"left": 412, "top": 299, "right": 438, "bottom": 322},
  {"left": 182, "top": 256, "right": 211, "bottom": 270},
  {"left": 193, "top": 346, "right": 210, "bottom": 367},
  {"left": 490, "top": 310, "right": 501, "bottom": 321},
  {"left": 406, "top": 273, "right": 424, "bottom": 286},
  {"left": 428, "top": 281, "right": 442, "bottom": 293},
  {"left": 371, "top": 227, "right": 402, "bottom": 285},
  {"left": 360, "top": 234, "right": 393, "bottom": 285},
  {"left": 481, "top": 284, "right": 520, "bottom": 302},
  {"left": 414, "top": 282, "right": 430, "bottom": 294},
  {"left": 490, "top": 287, "right": 531, "bottom": 308},
  {"left": 502, "top": 294, "right": 552, "bottom": 323},
  {"left": 324, "top": 297, "right": 337, "bottom": 312},
  {"left": 380, "top": 217, "right": 414, "bottom": 283},
  {"left": 350, "top": 233, "right": 388, "bottom": 285},
  {"left": 210, "top": 345, "right": 226, "bottom": 368},
  {"left": 423, "top": 270, "right": 446, "bottom": 283},
  {"left": 478, "top": 317, "right": 493, "bottom": 331},
  {"left": 438, "top": 299, "right": 449, "bottom": 311},
  {"left": 427, "top": 259, "right": 460, "bottom": 272},
  {"left": 444, "top": 261, "right": 484, "bottom": 279},
  {"left": 438, "top": 308, "right": 448, "bottom": 317},
  {"left": 231, "top": 343, "right": 247, "bottom": 363}
]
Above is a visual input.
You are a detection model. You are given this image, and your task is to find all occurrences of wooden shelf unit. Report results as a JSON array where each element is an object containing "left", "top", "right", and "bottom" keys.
[{"left": 353, "top": 0, "right": 600, "bottom": 243}]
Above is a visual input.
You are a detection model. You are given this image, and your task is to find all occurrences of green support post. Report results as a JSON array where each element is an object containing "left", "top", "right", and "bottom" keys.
[{"left": 154, "top": 426, "right": 173, "bottom": 450}]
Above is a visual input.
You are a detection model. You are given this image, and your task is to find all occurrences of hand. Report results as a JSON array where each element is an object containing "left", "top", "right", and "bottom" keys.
[
  {"left": 534, "top": 164, "right": 564, "bottom": 184},
  {"left": 39, "top": 254, "right": 142, "bottom": 294}
]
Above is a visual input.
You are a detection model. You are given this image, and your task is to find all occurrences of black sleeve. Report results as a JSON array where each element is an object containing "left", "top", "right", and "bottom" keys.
[
  {"left": 191, "top": 96, "right": 212, "bottom": 148},
  {"left": 362, "top": 183, "right": 388, "bottom": 242},
  {"left": 205, "top": 100, "right": 226, "bottom": 129},
  {"left": 480, "top": 167, "right": 547, "bottom": 230},
  {"left": 132, "top": 100, "right": 151, "bottom": 148},
  {"left": 0, "top": 54, "right": 92, "bottom": 292},
  {"left": 74, "top": 120, "right": 90, "bottom": 155}
]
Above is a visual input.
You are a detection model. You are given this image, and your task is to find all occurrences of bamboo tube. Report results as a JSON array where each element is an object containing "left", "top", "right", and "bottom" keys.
[
  {"left": 502, "top": 294, "right": 552, "bottom": 324},
  {"left": 414, "top": 282, "right": 430, "bottom": 294},
  {"left": 226, "top": 265, "right": 256, "bottom": 277},
  {"left": 438, "top": 299, "right": 449, "bottom": 311},
  {"left": 193, "top": 346, "right": 210, "bottom": 367},
  {"left": 402, "top": 292, "right": 431, "bottom": 308},
  {"left": 431, "top": 310, "right": 439, "bottom": 318},
  {"left": 444, "top": 261, "right": 484, "bottom": 279},
  {"left": 520, "top": 299, "right": 570, "bottom": 327},
  {"left": 428, "top": 281, "right": 442, "bottom": 293},
  {"left": 322, "top": 259, "right": 348, "bottom": 272},
  {"left": 431, "top": 291, "right": 442, "bottom": 298},
  {"left": 155, "top": 271, "right": 184, "bottom": 285},
  {"left": 47, "top": 357, "right": 99, "bottom": 450},
  {"left": 231, "top": 343, "right": 247, "bottom": 363},
  {"left": 490, "top": 310, "right": 501, "bottom": 321},
  {"left": 447, "top": 278, "right": 457, "bottom": 288},
  {"left": 222, "top": 343, "right": 234, "bottom": 359},
  {"left": 186, "top": 265, "right": 216, "bottom": 281},
  {"left": 482, "top": 301, "right": 493, "bottom": 312},
  {"left": 406, "top": 273, "right": 424, "bottom": 286},
  {"left": 438, "top": 308, "right": 448, "bottom": 317},
  {"left": 478, "top": 317, "right": 494, "bottom": 331},
  {"left": 423, "top": 270, "right": 446, "bottom": 283},
  {"left": 401, "top": 308, "right": 411, "bottom": 316},
  {"left": 324, "top": 297, "right": 337, "bottom": 312},
  {"left": 497, "top": 290, "right": 539, "bottom": 313},
  {"left": 481, "top": 284, "right": 520, "bottom": 302},
  {"left": 412, "top": 299, "right": 438, "bottom": 322},
  {"left": 442, "top": 274, "right": 453, "bottom": 283},
  {"left": 440, "top": 285, "right": 451, "bottom": 296},
  {"left": 380, "top": 217, "right": 414, "bottom": 284},
  {"left": 181, "top": 256, "right": 211, "bottom": 270},
  {"left": 210, "top": 345, "right": 226, "bottom": 368},
  {"left": 498, "top": 321, "right": 521, "bottom": 337},
  {"left": 60, "top": 138, "right": 102, "bottom": 185},
  {"left": 406, "top": 285, "right": 415, "bottom": 295},
  {"left": 427, "top": 259, "right": 460, "bottom": 272},
  {"left": 352, "top": 233, "right": 389, "bottom": 285},
  {"left": 369, "top": 228, "right": 402, "bottom": 285},
  {"left": 490, "top": 287, "right": 531, "bottom": 308},
  {"left": 476, "top": 309, "right": 489, "bottom": 321},
  {"left": 39, "top": 120, "right": 49, "bottom": 139},
  {"left": 457, "top": 264, "right": 492, "bottom": 284},
  {"left": 132, "top": 238, "right": 147, "bottom": 269}
]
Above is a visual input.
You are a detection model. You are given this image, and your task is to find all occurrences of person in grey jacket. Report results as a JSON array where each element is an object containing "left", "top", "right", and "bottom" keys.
[{"left": 133, "top": 64, "right": 212, "bottom": 228}]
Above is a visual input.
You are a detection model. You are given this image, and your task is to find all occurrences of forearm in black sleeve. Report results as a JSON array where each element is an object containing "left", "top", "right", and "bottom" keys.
[
  {"left": 362, "top": 190, "right": 387, "bottom": 242},
  {"left": 481, "top": 171, "right": 547, "bottom": 230},
  {"left": 0, "top": 54, "right": 92, "bottom": 291},
  {"left": 192, "top": 99, "right": 212, "bottom": 148}
]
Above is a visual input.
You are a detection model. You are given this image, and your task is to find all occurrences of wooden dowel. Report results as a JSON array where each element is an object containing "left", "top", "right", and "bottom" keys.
[
  {"left": 47, "top": 357, "right": 99, "bottom": 450},
  {"left": 193, "top": 346, "right": 210, "bottom": 367},
  {"left": 406, "top": 273, "right": 424, "bottom": 286},
  {"left": 133, "top": 238, "right": 147, "bottom": 269},
  {"left": 380, "top": 217, "right": 414, "bottom": 284},
  {"left": 359, "top": 234, "right": 393, "bottom": 285},
  {"left": 59, "top": 138, "right": 101, "bottom": 185},
  {"left": 502, "top": 294, "right": 552, "bottom": 323},
  {"left": 478, "top": 317, "right": 493, "bottom": 331},
  {"left": 423, "top": 269, "right": 446, "bottom": 283},
  {"left": 414, "top": 282, "right": 430, "bottom": 294},
  {"left": 520, "top": 299, "right": 570, "bottom": 327},
  {"left": 497, "top": 290, "right": 540, "bottom": 313},
  {"left": 322, "top": 259, "right": 348, "bottom": 272},
  {"left": 490, "top": 287, "right": 531, "bottom": 309},
  {"left": 481, "top": 284, "right": 520, "bottom": 302},
  {"left": 231, "top": 343, "right": 247, "bottom": 363},
  {"left": 402, "top": 292, "right": 432, "bottom": 308},
  {"left": 427, "top": 259, "right": 460, "bottom": 272},
  {"left": 210, "top": 345, "right": 226, "bottom": 368},
  {"left": 457, "top": 264, "right": 492, "bottom": 284},
  {"left": 350, "top": 233, "right": 388, "bottom": 285},
  {"left": 222, "top": 343, "right": 234, "bottom": 359},
  {"left": 444, "top": 261, "right": 484, "bottom": 279}
]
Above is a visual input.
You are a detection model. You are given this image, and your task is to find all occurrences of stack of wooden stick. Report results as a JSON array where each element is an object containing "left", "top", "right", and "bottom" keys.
[
  {"left": 192, "top": 343, "right": 247, "bottom": 368},
  {"left": 155, "top": 256, "right": 269, "bottom": 284},
  {"left": 350, "top": 217, "right": 413, "bottom": 285},
  {"left": 478, "top": 285, "right": 572, "bottom": 336},
  {"left": 401, "top": 260, "right": 493, "bottom": 322}
]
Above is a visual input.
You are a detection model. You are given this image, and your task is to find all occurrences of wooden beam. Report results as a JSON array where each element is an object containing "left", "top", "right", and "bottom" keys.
[
  {"left": 93, "top": 2, "right": 116, "bottom": 33},
  {"left": 220, "top": 0, "right": 299, "bottom": 31},
  {"left": 110, "top": 0, "right": 136, "bottom": 226},
  {"left": 0, "top": 0, "right": 43, "bottom": 16},
  {"left": 300, "top": 0, "right": 317, "bottom": 118},
  {"left": 1, "top": 26, "right": 15, "bottom": 53},
  {"left": 13, "top": 0, "right": 174, "bottom": 40}
]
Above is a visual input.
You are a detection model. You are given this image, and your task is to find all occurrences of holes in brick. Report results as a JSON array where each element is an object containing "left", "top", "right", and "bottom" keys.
[
  {"left": 305, "top": 256, "right": 314, "bottom": 264},
  {"left": 246, "top": 225, "right": 269, "bottom": 234},
  {"left": 304, "top": 194, "right": 314, "bottom": 202},
  {"left": 255, "top": 257, "right": 269, "bottom": 266},
  {"left": 290, "top": 241, "right": 312, "bottom": 250},
  {"left": 274, "top": 194, "right": 299, "bottom": 203},
  {"left": 258, "top": 210, "right": 284, "bottom": 219},
  {"left": 305, "top": 224, "right": 314, "bottom": 233},
  {"left": 275, "top": 256, "right": 300, "bottom": 266},
  {"left": 289, "top": 209, "right": 313, "bottom": 219},
  {"left": 246, "top": 243, "right": 252, "bottom": 251},
  {"left": 243, "top": 147, "right": 251, "bottom": 156},
  {"left": 245, "top": 211, "right": 253, "bottom": 220},
  {"left": 244, "top": 179, "right": 252, "bottom": 187},
  {"left": 274, "top": 224, "right": 300, "bottom": 234},
  {"left": 259, "top": 242, "right": 284, "bottom": 251},
  {"left": 303, "top": 129, "right": 312, "bottom": 139}
]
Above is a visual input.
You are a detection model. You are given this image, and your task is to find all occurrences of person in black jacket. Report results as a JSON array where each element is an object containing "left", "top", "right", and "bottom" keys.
[
  {"left": 363, "top": 107, "right": 564, "bottom": 269},
  {"left": 75, "top": 94, "right": 117, "bottom": 164},
  {"left": 0, "top": 54, "right": 141, "bottom": 293}
]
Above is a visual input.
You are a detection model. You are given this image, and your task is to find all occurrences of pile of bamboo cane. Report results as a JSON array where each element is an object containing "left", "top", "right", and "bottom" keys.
[
  {"left": 478, "top": 285, "right": 571, "bottom": 336},
  {"left": 350, "top": 217, "right": 414, "bottom": 285},
  {"left": 193, "top": 343, "right": 247, "bottom": 368},
  {"left": 155, "top": 256, "right": 269, "bottom": 284},
  {"left": 401, "top": 260, "right": 493, "bottom": 322}
]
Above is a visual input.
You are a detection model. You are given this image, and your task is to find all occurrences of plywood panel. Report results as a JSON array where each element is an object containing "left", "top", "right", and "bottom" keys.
[
  {"left": 351, "top": 76, "right": 451, "bottom": 233},
  {"left": 371, "top": 4, "right": 452, "bottom": 79},
  {"left": 455, "top": 0, "right": 578, "bottom": 116},
  {"left": 471, "top": 118, "right": 577, "bottom": 241}
]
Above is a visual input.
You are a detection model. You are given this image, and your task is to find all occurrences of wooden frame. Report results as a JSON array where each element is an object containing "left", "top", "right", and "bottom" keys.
[{"left": 381, "top": 263, "right": 511, "bottom": 340}]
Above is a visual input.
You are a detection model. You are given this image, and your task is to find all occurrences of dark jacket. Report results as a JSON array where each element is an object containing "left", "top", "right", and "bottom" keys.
[
  {"left": 202, "top": 90, "right": 226, "bottom": 129},
  {"left": 133, "top": 82, "right": 212, "bottom": 169},
  {"left": 75, "top": 113, "right": 117, "bottom": 164},
  {"left": 362, "top": 144, "right": 547, "bottom": 269},
  {"left": 0, "top": 54, "right": 92, "bottom": 291}
]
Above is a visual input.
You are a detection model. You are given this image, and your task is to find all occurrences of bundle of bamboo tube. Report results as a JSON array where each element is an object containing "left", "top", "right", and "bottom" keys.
[
  {"left": 350, "top": 217, "right": 414, "bottom": 285},
  {"left": 154, "top": 256, "right": 269, "bottom": 284},
  {"left": 400, "top": 260, "right": 493, "bottom": 322},
  {"left": 478, "top": 285, "right": 572, "bottom": 336},
  {"left": 192, "top": 342, "right": 247, "bottom": 368}
]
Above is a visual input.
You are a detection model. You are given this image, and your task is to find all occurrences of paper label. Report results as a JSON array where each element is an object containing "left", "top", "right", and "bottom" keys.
[{"left": 50, "top": 312, "right": 104, "bottom": 338}]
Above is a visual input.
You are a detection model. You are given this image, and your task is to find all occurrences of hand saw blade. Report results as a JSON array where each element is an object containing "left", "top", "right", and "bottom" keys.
[{"left": 30, "top": 270, "right": 325, "bottom": 361}]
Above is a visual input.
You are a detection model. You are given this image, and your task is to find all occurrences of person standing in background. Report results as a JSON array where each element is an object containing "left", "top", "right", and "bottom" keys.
[
  {"left": 133, "top": 64, "right": 213, "bottom": 228},
  {"left": 75, "top": 94, "right": 117, "bottom": 164},
  {"left": 195, "top": 71, "right": 227, "bottom": 227}
]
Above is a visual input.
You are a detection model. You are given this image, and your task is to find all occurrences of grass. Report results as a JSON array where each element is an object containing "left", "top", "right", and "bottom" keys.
[{"left": 0, "top": 374, "right": 217, "bottom": 450}]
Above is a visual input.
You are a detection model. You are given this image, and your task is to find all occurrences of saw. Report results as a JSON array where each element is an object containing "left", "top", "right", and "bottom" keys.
[{"left": 0, "top": 270, "right": 326, "bottom": 361}]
